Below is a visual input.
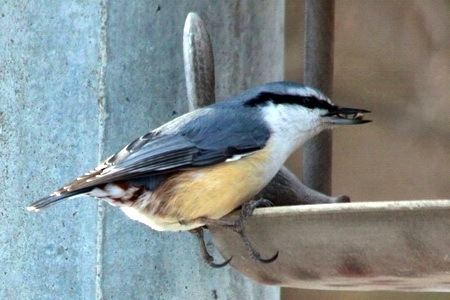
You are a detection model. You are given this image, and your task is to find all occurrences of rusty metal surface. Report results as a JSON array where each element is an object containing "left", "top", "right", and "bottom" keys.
[{"left": 209, "top": 200, "right": 450, "bottom": 291}]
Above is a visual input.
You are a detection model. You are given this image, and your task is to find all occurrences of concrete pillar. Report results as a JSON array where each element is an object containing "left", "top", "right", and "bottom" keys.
[{"left": 1, "top": 1, "right": 283, "bottom": 299}]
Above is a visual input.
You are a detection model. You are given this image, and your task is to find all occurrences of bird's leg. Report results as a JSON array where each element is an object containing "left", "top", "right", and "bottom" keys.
[
  {"left": 258, "top": 167, "right": 351, "bottom": 206},
  {"left": 200, "top": 198, "right": 279, "bottom": 264},
  {"left": 189, "top": 227, "right": 231, "bottom": 268}
]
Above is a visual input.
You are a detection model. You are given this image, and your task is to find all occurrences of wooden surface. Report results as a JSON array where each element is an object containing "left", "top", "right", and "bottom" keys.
[{"left": 209, "top": 200, "right": 450, "bottom": 291}]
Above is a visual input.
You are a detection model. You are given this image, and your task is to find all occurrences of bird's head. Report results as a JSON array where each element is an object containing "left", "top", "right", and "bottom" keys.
[
  {"left": 245, "top": 81, "right": 371, "bottom": 130},
  {"left": 242, "top": 81, "right": 371, "bottom": 151}
]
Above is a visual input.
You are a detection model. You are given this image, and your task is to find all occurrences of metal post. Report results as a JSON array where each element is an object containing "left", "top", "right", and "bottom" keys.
[{"left": 302, "top": 0, "right": 335, "bottom": 195}]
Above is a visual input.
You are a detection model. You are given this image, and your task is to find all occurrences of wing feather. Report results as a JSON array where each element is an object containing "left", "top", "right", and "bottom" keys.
[{"left": 30, "top": 105, "right": 271, "bottom": 208}]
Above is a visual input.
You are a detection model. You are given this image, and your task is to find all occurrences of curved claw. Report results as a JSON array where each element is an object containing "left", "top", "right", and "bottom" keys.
[
  {"left": 208, "top": 256, "right": 232, "bottom": 268},
  {"left": 190, "top": 227, "right": 232, "bottom": 268},
  {"left": 201, "top": 199, "right": 279, "bottom": 264},
  {"left": 259, "top": 251, "right": 279, "bottom": 264},
  {"left": 236, "top": 199, "right": 278, "bottom": 264},
  {"left": 242, "top": 231, "right": 278, "bottom": 265}
]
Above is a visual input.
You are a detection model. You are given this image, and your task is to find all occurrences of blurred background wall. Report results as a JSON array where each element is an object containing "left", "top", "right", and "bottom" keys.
[{"left": 283, "top": 1, "right": 450, "bottom": 299}]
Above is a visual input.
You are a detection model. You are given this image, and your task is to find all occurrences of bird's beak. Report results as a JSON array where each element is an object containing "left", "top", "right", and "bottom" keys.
[{"left": 323, "top": 107, "right": 372, "bottom": 125}]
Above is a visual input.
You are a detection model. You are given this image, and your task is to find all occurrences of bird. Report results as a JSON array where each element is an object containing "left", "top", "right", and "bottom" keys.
[{"left": 28, "top": 81, "right": 371, "bottom": 266}]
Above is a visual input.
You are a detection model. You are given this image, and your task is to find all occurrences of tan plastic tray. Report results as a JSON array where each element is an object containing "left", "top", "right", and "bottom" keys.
[{"left": 209, "top": 200, "right": 450, "bottom": 291}]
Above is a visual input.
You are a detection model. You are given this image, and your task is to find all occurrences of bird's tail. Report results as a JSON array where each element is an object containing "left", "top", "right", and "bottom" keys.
[{"left": 27, "top": 188, "right": 91, "bottom": 212}]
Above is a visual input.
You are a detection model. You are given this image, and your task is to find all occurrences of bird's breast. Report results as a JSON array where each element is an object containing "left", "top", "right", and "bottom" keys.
[
  {"left": 156, "top": 146, "right": 275, "bottom": 225},
  {"left": 135, "top": 144, "right": 281, "bottom": 231}
]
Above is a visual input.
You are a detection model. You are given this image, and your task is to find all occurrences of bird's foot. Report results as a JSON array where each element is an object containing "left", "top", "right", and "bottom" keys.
[
  {"left": 201, "top": 198, "right": 278, "bottom": 264},
  {"left": 189, "top": 227, "right": 231, "bottom": 268}
]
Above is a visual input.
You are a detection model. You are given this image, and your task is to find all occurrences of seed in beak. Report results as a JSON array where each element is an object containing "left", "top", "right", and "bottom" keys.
[{"left": 353, "top": 112, "right": 364, "bottom": 120}]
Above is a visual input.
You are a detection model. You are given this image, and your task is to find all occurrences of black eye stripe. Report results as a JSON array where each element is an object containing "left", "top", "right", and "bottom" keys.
[{"left": 245, "top": 92, "right": 337, "bottom": 111}]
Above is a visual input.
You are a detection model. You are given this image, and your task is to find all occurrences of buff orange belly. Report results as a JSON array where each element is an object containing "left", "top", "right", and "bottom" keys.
[{"left": 122, "top": 147, "right": 276, "bottom": 231}]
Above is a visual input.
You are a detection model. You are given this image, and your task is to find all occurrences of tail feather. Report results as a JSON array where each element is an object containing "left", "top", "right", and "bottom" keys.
[{"left": 27, "top": 188, "right": 91, "bottom": 212}]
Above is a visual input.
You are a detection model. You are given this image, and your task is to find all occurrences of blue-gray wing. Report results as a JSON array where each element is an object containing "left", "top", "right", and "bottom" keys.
[
  {"left": 60, "top": 106, "right": 271, "bottom": 191},
  {"left": 28, "top": 102, "right": 270, "bottom": 210}
]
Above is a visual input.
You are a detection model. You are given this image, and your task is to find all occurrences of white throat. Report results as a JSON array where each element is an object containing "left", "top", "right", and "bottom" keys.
[{"left": 261, "top": 102, "right": 327, "bottom": 164}]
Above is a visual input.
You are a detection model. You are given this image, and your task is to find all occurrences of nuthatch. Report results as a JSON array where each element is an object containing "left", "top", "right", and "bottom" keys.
[{"left": 28, "top": 81, "right": 371, "bottom": 266}]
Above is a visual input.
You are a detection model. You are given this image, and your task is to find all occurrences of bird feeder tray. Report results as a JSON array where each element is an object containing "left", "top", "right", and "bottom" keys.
[{"left": 209, "top": 200, "right": 450, "bottom": 291}]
